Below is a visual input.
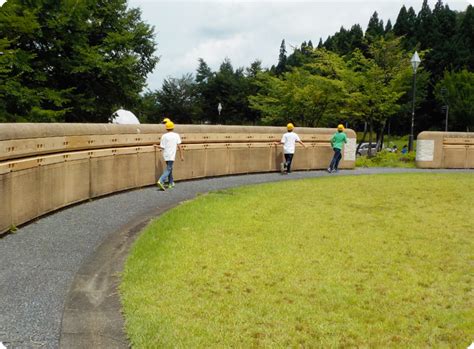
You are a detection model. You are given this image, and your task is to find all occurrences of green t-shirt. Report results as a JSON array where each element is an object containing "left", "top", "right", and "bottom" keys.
[{"left": 331, "top": 131, "right": 347, "bottom": 150}]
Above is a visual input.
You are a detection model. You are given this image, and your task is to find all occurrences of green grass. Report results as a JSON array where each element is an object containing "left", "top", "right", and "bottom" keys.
[
  {"left": 356, "top": 150, "right": 416, "bottom": 168},
  {"left": 121, "top": 174, "right": 474, "bottom": 348}
]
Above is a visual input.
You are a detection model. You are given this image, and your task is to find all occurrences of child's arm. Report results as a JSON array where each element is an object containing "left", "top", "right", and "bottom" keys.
[{"left": 298, "top": 140, "right": 306, "bottom": 148}]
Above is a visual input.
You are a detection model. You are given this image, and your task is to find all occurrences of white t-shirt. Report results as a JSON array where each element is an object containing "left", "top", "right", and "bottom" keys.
[
  {"left": 281, "top": 132, "right": 301, "bottom": 154},
  {"left": 160, "top": 132, "right": 182, "bottom": 161}
]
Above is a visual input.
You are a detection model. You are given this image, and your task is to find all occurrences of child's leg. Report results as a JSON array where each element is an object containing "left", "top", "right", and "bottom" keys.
[
  {"left": 285, "top": 153, "right": 294, "bottom": 172},
  {"left": 167, "top": 161, "right": 174, "bottom": 184},
  {"left": 328, "top": 149, "right": 337, "bottom": 171},
  {"left": 334, "top": 149, "right": 342, "bottom": 170},
  {"left": 159, "top": 161, "right": 173, "bottom": 184}
]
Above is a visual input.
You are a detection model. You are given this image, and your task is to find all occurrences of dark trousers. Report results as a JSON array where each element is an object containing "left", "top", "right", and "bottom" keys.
[
  {"left": 284, "top": 153, "right": 294, "bottom": 173},
  {"left": 329, "top": 148, "right": 342, "bottom": 171}
]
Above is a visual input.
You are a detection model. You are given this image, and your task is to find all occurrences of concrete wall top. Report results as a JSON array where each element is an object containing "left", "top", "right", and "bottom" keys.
[
  {"left": 418, "top": 131, "right": 474, "bottom": 140},
  {"left": 0, "top": 123, "right": 355, "bottom": 141}
]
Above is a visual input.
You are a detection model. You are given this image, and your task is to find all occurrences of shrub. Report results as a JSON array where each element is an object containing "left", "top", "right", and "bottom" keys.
[{"left": 356, "top": 150, "right": 416, "bottom": 168}]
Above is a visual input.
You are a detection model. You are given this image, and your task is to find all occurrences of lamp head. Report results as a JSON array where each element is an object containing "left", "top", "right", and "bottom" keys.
[{"left": 411, "top": 51, "right": 421, "bottom": 72}]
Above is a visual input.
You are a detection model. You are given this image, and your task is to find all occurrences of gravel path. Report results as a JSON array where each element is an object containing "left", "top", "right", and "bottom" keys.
[{"left": 0, "top": 168, "right": 471, "bottom": 348}]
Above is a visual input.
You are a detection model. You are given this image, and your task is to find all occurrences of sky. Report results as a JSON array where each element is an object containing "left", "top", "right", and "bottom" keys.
[
  {"left": 2, "top": 0, "right": 470, "bottom": 89},
  {"left": 128, "top": 0, "right": 471, "bottom": 92}
]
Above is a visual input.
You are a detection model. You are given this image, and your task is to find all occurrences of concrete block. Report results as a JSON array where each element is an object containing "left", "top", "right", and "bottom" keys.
[
  {"left": 115, "top": 152, "right": 138, "bottom": 191},
  {"left": 90, "top": 156, "right": 116, "bottom": 198},
  {"left": 11, "top": 168, "right": 40, "bottom": 227},
  {"left": 39, "top": 162, "right": 67, "bottom": 215},
  {"left": 137, "top": 149, "right": 156, "bottom": 187},
  {"left": 228, "top": 144, "right": 249, "bottom": 175},
  {"left": 205, "top": 145, "right": 229, "bottom": 177},
  {"left": 248, "top": 144, "right": 272, "bottom": 173},
  {"left": 0, "top": 172, "right": 12, "bottom": 233},
  {"left": 65, "top": 159, "right": 91, "bottom": 204}
]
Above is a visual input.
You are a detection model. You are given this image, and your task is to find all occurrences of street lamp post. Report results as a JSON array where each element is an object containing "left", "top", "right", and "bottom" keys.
[
  {"left": 217, "top": 103, "right": 222, "bottom": 123},
  {"left": 441, "top": 87, "right": 449, "bottom": 132},
  {"left": 409, "top": 51, "right": 421, "bottom": 152}
]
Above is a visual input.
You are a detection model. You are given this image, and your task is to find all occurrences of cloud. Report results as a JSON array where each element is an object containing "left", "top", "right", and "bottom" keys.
[
  {"left": 178, "top": 34, "right": 250, "bottom": 68},
  {"left": 130, "top": 0, "right": 470, "bottom": 91}
]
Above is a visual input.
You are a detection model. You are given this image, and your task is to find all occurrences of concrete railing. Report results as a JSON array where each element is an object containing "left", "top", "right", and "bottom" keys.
[
  {"left": 416, "top": 131, "right": 474, "bottom": 168},
  {"left": 0, "top": 124, "right": 356, "bottom": 234}
]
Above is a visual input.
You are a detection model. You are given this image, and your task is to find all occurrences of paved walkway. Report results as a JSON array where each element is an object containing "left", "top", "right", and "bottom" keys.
[{"left": 0, "top": 168, "right": 471, "bottom": 348}]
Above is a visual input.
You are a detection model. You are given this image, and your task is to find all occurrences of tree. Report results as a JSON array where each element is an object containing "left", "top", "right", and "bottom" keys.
[
  {"left": 275, "top": 39, "right": 287, "bottom": 75},
  {"left": 365, "top": 12, "right": 385, "bottom": 44},
  {"left": 349, "top": 24, "right": 366, "bottom": 52},
  {"left": 135, "top": 90, "right": 161, "bottom": 124},
  {"left": 344, "top": 38, "right": 415, "bottom": 154},
  {"left": 317, "top": 38, "right": 323, "bottom": 49},
  {"left": 457, "top": 5, "right": 474, "bottom": 71},
  {"left": 385, "top": 19, "right": 393, "bottom": 34},
  {"left": 154, "top": 74, "right": 201, "bottom": 124},
  {"left": 416, "top": 0, "right": 434, "bottom": 49},
  {"left": 0, "top": 0, "right": 158, "bottom": 122},
  {"left": 196, "top": 58, "right": 213, "bottom": 83},
  {"left": 394, "top": 6, "right": 417, "bottom": 50},
  {"left": 435, "top": 70, "right": 474, "bottom": 131},
  {"left": 249, "top": 49, "right": 347, "bottom": 127}
]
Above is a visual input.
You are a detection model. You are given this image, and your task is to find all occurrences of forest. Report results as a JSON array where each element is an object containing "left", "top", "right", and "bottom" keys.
[{"left": 0, "top": 0, "right": 473, "bottom": 141}]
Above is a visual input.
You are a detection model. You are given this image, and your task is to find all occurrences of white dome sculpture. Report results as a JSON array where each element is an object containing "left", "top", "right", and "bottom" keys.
[{"left": 110, "top": 109, "right": 140, "bottom": 124}]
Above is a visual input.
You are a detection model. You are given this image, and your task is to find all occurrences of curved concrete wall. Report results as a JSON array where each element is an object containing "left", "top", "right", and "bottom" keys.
[
  {"left": 0, "top": 123, "right": 356, "bottom": 234},
  {"left": 416, "top": 131, "right": 474, "bottom": 168}
]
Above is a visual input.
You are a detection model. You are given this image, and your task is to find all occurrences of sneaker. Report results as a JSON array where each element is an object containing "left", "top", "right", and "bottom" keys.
[
  {"left": 157, "top": 181, "right": 165, "bottom": 191},
  {"left": 327, "top": 167, "right": 332, "bottom": 173},
  {"left": 168, "top": 183, "right": 175, "bottom": 189}
]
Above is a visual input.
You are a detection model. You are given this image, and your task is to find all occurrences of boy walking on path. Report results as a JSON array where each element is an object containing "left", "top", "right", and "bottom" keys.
[
  {"left": 328, "top": 124, "right": 347, "bottom": 173},
  {"left": 156, "top": 121, "right": 184, "bottom": 190},
  {"left": 275, "top": 123, "right": 306, "bottom": 174}
]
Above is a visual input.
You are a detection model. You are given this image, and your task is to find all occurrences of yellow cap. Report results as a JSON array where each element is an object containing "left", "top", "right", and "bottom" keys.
[
  {"left": 162, "top": 117, "right": 171, "bottom": 124},
  {"left": 165, "top": 121, "right": 174, "bottom": 130},
  {"left": 287, "top": 123, "right": 294, "bottom": 131},
  {"left": 337, "top": 124, "right": 344, "bottom": 130}
]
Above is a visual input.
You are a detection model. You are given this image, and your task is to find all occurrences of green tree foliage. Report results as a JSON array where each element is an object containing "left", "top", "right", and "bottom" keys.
[
  {"left": 275, "top": 39, "right": 287, "bottom": 75},
  {"left": 196, "top": 58, "right": 213, "bottom": 83},
  {"left": 134, "top": 90, "right": 161, "bottom": 124},
  {"left": 0, "top": 0, "right": 158, "bottom": 122},
  {"left": 416, "top": 0, "right": 435, "bottom": 49},
  {"left": 250, "top": 49, "right": 347, "bottom": 127},
  {"left": 365, "top": 12, "right": 385, "bottom": 44},
  {"left": 385, "top": 19, "right": 393, "bottom": 34},
  {"left": 193, "top": 58, "right": 260, "bottom": 125},
  {"left": 344, "top": 38, "right": 417, "bottom": 151},
  {"left": 393, "top": 6, "right": 418, "bottom": 50},
  {"left": 457, "top": 5, "right": 474, "bottom": 70},
  {"left": 154, "top": 74, "right": 201, "bottom": 124},
  {"left": 435, "top": 70, "right": 474, "bottom": 131},
  {"left": 320, "top": 2, "right": 471, "bottom": 133}
]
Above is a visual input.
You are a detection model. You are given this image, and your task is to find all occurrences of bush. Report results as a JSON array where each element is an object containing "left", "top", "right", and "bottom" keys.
[{"left": 356, "top": 150, "right": 416, "bottom": 168}]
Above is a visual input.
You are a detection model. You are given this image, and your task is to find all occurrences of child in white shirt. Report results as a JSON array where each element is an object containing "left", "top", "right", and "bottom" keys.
[
  {"left": 275, "top": 123, "right": 306, "bottom": 174},
  {"left": 156, "top": 121, "right": 184, "bottom": 190}
]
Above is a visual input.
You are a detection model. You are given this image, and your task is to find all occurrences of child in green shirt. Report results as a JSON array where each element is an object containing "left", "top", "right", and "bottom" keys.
[{"left": 328, "top": 124, "right": 347, "bottom": 173}]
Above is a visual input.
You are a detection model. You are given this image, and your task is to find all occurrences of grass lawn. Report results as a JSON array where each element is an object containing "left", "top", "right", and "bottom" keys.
[{"left": 121, "top": 173, "right": 474, "bottom": 348}]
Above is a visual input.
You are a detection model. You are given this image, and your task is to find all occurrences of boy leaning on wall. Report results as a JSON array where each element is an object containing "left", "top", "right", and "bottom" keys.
[{"left": 155, "top": 121, "right": 184, "bottom": 190}]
